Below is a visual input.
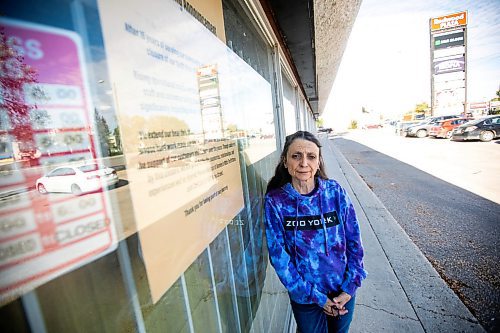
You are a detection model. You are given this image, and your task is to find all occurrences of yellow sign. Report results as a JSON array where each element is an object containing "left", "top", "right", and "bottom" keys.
[{"left": 430, "top": 11, "right": 467, "bottom": 31}]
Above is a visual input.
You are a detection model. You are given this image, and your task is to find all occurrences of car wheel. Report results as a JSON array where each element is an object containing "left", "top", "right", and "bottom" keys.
[
  {"left": 37, "top": 184, "right": 48, "bottom": 194},
  {"left": 446, "top": 131, "right": 453, "bottom": 139},
  {"left": 416, "top": 129, "right": 427, "bottom": 138},
  {"left": 479, "top": 131, "right": 494, "bottom": 142},
  {"left": 71, "top": 184, "right": 82, "bottom": 195}
]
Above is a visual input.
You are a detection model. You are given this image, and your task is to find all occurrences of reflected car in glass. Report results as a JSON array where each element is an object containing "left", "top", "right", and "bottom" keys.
[
  {"left": 451, "top": 115, "right": 500, "bottom": 142},
  {"left": 36, "top": 164, "right": 119, "bottom": 195},
  {"left": 428, "top": 118, "right": 471, "bottom": 139},
  {"left": 318, "top": 127, "right": 333, "bottom": 134}
]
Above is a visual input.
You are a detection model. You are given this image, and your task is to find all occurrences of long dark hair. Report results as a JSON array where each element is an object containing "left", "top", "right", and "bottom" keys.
[{"left": 266, "top": 130, "right": 328, "bottom": 194}]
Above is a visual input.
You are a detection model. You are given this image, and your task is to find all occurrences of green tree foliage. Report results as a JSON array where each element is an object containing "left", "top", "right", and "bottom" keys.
[
  {"left": 316, "top": 117, "right": 324, "bottom": 128},
  {"left": 226, "top": 123, "right": 238, "bottom": 132},
  {"left": 94, "top": 109, "right": 110, "bottom": 157},
  {"left": 415, "top": 102, "right": 429, "bottom": 113},
  {"left": 349, "top": 120, "right": 358, "bottom": 129},
  {"left": 492, "top": 88, "right": 500, "bottom": 101},
  {"left": 113, "top": 127, "right": 123, "bottom": 155}
]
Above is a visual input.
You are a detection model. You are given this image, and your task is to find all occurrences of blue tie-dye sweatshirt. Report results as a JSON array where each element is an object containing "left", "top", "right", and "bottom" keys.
[{"left": 264, "top": 178, "right": 367, "bottom": 307}]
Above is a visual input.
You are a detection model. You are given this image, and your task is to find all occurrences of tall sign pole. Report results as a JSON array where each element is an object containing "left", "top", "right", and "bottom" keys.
[{"left": 429, "top": 11, "right": 468, "bottom": 117}]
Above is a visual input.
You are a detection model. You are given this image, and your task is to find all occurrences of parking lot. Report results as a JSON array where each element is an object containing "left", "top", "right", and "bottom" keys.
[{"left": 332, "top": 127, "right": 500, "bottom": 204}]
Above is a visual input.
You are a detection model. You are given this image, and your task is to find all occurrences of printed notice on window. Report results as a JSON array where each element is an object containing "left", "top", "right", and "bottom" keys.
[
  {"left": 97, "top": 0, "right": 248, "bottom": 302},
  {"left": 0, "top": 19, "right": 117, "bottom": 305}
]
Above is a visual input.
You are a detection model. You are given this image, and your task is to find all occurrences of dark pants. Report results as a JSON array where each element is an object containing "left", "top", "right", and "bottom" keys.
[{"left": 291, "top": 294, "right": 356, "bottom": 333}]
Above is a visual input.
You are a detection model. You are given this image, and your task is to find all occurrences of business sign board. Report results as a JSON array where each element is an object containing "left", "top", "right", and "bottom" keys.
[
  {"left": 434, "top": 87, "right": 466, "bottom": 117},
  {"left": 435, "top": 87, "right": 465, "bottom": 105},
  {"left": 469, "top": 102, "right": 489, "bottom": 109},
  {"left": 434, "top": 78, "right": 465, "bottom": 91},
  {"left": 433, "top": 71, "right": 465, "bottom": 83},
  {"left": 430, "top": 11, "right": 467, "bottom": 116},
  {"left": 490, "top": 101, "right": 500, "bottom": 108},
  {"left": 430, "top": 11, "right": 467, "bottom": 31},
  {"left": 0, "top": 18, "right": 117, "bottom": 305},
  {"left": 433, "top": 45, "right": 465, "bottom": 59},
  {"left": 433, "top": 54, "right": 465, "bottom": 75},
  {"left": 433, "top": 30, "right": 464, "bottom": 49}
]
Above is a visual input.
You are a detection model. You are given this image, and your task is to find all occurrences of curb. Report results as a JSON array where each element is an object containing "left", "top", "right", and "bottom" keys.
[{"left": 324, "top": 138, "right": 485, "bottom": 332}]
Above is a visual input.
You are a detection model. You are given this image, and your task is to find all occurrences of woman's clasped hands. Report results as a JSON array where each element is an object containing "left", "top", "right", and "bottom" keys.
[{"left": 322, "top": 292, "right": 352, "bottom": 317}]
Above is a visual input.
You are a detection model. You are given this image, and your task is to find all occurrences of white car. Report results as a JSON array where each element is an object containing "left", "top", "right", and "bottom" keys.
[{"left": 36, "top": 163, "right": 119, "bottom": 195}]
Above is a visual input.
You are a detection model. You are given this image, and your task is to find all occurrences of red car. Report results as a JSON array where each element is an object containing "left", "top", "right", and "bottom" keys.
[
  {"left": 428, "top": 118, "right": 471, "bottom": 138},
  {"left": 363, "top": 124, "right": 383, "bottom": 129}
]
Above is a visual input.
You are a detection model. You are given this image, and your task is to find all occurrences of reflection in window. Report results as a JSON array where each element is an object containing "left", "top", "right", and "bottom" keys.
[
  {"left": 282, "top": 72, "right": 297, "bottom": 135},
  {"left": 0, "top": 0, "right": 293, "bottom": 332},
  {"left": 222, "top": 0, "right": 271, "bottom": 83}
]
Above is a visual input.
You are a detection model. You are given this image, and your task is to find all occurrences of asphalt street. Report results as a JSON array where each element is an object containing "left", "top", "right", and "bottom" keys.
[{"left": 331, "top": 136, "right": 500, "bottom": 332}]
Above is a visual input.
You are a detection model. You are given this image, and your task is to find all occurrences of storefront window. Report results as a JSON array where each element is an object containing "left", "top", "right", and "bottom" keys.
[
  {"left": 0, "top": 0, "right": 290, "bottom": 332},
  {"left": 282, "top": 71, "right": 297, "bottom": 135},
  {"left": 222, "top": 0, "right": 271, "bottom": 83}
]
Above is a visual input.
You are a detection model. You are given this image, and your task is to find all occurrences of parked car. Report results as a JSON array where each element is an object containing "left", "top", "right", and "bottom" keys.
[
  {"left": 36, "top": 163, "right": 119, "bottom": 195},
  {"left": 428, "top": 118, "right": 471, "bottom": 139},
  {"left": 451, "top": 115, "right": 500, "bottom": 142},
  {"left": 318, "top": 127, "right": 333, "bottom": 134},
  {"left": 405, "top": 115, "right": 462, "bottom": 138},
  {"left": 362, "top": 123, "right": 383, "bottom": 129},
  {"left": 395, "top": 120, "right": 421, "bottom": 136}
]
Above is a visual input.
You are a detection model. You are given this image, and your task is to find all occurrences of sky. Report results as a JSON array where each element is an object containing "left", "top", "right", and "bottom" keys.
[{"left": 322, "top": 0, "right": 500, "bottom": 130}]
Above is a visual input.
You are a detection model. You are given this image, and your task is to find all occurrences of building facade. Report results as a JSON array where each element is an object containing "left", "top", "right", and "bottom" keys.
[{"left": 0, "top": 0, "right": 360, "bottom": 332}]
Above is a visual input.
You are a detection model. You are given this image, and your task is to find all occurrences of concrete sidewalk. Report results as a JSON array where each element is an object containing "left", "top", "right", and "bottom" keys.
[{"left": 320, "top": 138, "right": 485, "bottom": 332}]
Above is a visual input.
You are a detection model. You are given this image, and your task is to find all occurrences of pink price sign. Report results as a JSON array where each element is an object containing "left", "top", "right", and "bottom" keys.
[{"left": 0, "top": 18, "right": 117, "bottom": 305}]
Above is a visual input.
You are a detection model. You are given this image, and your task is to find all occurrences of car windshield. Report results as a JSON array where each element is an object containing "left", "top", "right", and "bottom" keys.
[
  {"left": 78, "top": 164, "right": 100, "bottom": 173},
  {"left": 429, "top": 117, "right": 447, "bottom": 124},
  {"left": 465, "top": 117, "right": 494, "bottom": 126}
]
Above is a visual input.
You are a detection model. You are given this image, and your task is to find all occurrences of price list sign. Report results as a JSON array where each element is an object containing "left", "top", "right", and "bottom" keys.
[{"left": 0, "top": 19, "right": 117, "bottom": 304}]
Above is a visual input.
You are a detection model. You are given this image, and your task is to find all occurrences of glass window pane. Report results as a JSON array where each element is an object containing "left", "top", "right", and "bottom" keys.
[
  {"left": 184, "top": 250, "right": 219, "bottom": 333},
  {"left": 226, "top": 215, "right": 253, "bottom": 332},
  {"left": 35, "top": 252, "right": 135, "bottom": 332},
  {"left": 209, "top": 229, "right": 239, "bottom": 332},
  {"left": 282, "top": 73, "right": 297, "bottom": 135},
  {"left": 1, "top": 0, "right": 293, "bottom": 331}
]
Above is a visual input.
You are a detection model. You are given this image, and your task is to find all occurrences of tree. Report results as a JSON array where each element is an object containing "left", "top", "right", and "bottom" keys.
[
  {"left": 415, "top": 102, "right": 429, "bottom": 112},
  {"left": 415, "top": 102, "right": 430, "bottom": 115},
  {"left": 226, "top": 123, "right": 238, "bottom": 132},
  {"left": 492, "top": 88, "right": 500, "bottom": 101},
  {"left": 94, "top": 109, "right": 110, "bottom": 157},
  {"left": 0, "top": 28, "right": 39, "bottom": 164},
  {"left": 413, "top": 102, "right": 430, "bottom": 118},
  {"left": 113, "top": 127, "right": 123, "bottom": 155},
  {"left": 316, "top": 117, "right": 324, "bottom": 128}
]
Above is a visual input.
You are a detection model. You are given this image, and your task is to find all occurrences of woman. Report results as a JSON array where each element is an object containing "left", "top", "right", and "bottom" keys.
[{"left": 264, "top": 131, "right": 367, "bottom": 333}]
